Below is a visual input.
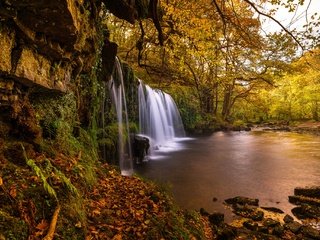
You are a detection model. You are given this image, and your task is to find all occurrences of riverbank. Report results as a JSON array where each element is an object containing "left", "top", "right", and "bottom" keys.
[
  {"left": 1, "top": 146, "right": 320, "bottom": 239},
  {"left": 0, "top": 150, "right": 213, "bottom": 239}
]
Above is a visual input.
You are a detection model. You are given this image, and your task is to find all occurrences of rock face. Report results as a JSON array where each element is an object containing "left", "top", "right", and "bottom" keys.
[{"left": 0, "top": 0, "right": 99, "bottom": 94}]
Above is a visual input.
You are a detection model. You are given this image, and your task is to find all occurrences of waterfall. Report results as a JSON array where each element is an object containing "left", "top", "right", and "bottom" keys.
[
  {"left": 138, "top": 80, "right": 185, "bottom": 151},
  {"left": 109, "top": 57, "right": 133, "bottom": 176}
]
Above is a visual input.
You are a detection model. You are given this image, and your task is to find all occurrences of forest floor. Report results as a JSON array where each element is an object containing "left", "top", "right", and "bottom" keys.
[{"left": 0, "top": 139, "right": 319, "bottom": 239}]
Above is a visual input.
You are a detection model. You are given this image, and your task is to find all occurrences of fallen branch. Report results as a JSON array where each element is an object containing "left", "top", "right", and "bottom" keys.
[{"left": 43, "top": 205, "right": 61, "bottom": 240}]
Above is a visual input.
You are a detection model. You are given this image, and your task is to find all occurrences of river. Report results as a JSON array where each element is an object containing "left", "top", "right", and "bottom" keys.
[{"left": 135, "top": 130, "right": 320, "bottom": 220}]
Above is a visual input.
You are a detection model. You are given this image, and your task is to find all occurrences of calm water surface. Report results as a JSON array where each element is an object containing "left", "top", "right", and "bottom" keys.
[{"left": 135, "top": 130, "right": 320, "bottom": 219}]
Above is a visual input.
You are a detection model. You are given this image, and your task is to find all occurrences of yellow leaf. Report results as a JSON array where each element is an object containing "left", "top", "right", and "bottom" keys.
[{"left": 0, "top": 177, "right": 3, "bottom": 186}]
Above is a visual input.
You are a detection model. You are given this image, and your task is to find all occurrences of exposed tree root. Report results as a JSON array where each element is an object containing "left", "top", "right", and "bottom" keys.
[{"left": 43, "top": 205, "right": 61, "bottom": 240}]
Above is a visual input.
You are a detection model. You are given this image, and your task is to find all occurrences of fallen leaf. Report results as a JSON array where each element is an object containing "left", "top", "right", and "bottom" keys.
[
  {"left": 9, "top": 185, "right": 17, "bottom": 198},
  {"left": 112, "top": 234, "right": 122, "bottom": 240},
  {"left": 0, "top": 177, "right": 3, "bottom": 186},
  {"left": 36, "top": 219, "right": 49, "bottom": 230}
]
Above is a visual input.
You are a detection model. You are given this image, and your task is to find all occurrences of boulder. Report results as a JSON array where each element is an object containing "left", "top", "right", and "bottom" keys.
[
  {"left": 243, "top": 220, "right": 258, "bottom": 231},
  {"left": 300, "top": 225, "right": 320, "bottom": 239},
  {"left": 289, "top": 195, "right": 320, "bottom": 207},
  {"left": 284, "top": 221, "right": 302, "bottom": 234},
  {"left": 283, "top": 214, "right": 294, "bottom": 223},
  {"left": 132, "top": 135, "right": 150, "bottom": 164},
  {"left": 208, "top": 212, "right": 224, "bottom": 226},
  {"left": 294, "top": 186, "right": 320, "bottom": 199},
  {"left": 291, "top": 205, "right": 320, "bottom": 219},
  {"left": 224, "top": 196, "right": 259, "bottom": 206}
]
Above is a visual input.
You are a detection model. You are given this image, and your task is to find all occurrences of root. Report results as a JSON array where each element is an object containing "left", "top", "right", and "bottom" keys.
[{"left": 43, "top": 205, "right": 61, "bottom": 240}]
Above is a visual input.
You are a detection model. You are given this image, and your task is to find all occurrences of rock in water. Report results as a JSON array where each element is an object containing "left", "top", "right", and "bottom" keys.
[{"left": 224, "top": 196, "right": 259, "bottom": 206}]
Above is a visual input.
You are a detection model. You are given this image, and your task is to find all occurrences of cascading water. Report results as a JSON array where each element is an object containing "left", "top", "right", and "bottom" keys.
[
  {"left": 109, "top": 57, "right": 133, "bottom": 176},
  {"left": 138, "top": 80, "right": 185, "bottom": 152}
]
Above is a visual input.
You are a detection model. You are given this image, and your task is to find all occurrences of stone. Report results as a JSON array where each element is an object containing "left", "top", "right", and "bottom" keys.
[
  {"left": 261, "top": 207, "right": 284, "bottom": 214},
  {"left": 289, "top": 195, "right": 320, "bottom": 207},
  {"left": 292, "top": 205, "right": 320, "bottom": 219},
  {"left": 224, "top": 196, "right": 259, "bottom": 206},
  {"left": 283, "top": 214, "right": 294, "bottom": 223},
  {"left": 243, "top": 220, "right": 258, "bottom": 231},
  {"left": 294, "top": 186, "right": 320, "bottom": 199},
  {"left": 216, "top": 224, "right": 236, "bottom": 240},
  {"left": 251, "top": 210, "right": 264, "bottom": 221},
  {"left": 208, "top": 212, "right": 224, "bottom": 225},
  {"left": 14, "top": 47, "right": 69, "bottom": 92},
  {"left": 263, "top": 218, "right": 280, "bottom": 228},
  {"left": 284, "top": 221, "right": 302, "bottom": 234},
  {"left": 100, "top": 39, "right": 118, "bottom": 81},
  {"left": 0, "top": 26, "right": 15, "bottom": 73},
  {"left": 199, "top": 208, "right": 210, "bottom": 216},
  {"left": 132, "top": 134, "right": 150, "bottom": 164},
  {"left": 272, "top": 225, "right": 284, "bottom": 237},
  {"left": 257, "top": 226, "right": 269, "bottom": 234},
  {"left": 300, "top": 225, "right": 320, "bottom": 239}
]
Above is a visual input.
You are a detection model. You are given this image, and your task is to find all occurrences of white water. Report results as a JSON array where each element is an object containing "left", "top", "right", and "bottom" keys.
[
  {"left": 109, "top": 57, "right": 133, "bottom": 176},
  {"left": 138, "top": 80, "right": 186, "bottom": 155}
]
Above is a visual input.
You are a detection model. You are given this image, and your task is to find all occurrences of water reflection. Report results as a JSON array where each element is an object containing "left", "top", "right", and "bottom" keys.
[{"left": 135, "top": 131, "right": 320, "bottom": 220}]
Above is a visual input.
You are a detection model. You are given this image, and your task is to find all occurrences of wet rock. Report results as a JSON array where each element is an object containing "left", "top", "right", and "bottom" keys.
[
  {"left": 300, "top": 225, "right": 320, "bottom": 239},
  {"left": 251, "top": 210, "right": 264, "bottom": 221},
  {"left": 261, "top": 206, "right": 284, "bottom": 213},
  {"left": 224, "top": 196, "right": 259, "bottom": 206},
  {"left": 257, "top": 225, "right": 269, "bottom": 234},
  {"left": 199, "top": 208, "right": 210, "bottom": 216},
  {"left": 208, "top": 212, "right": 224, "bottom": 225},
  {"left": 243, "top": 220, "right": 258, "bottom": 231},
  {"left": 294, "top": 187, "right": 320, "bottom": 199},
  {"left": 263, "top": 218, "right": 280, "bottom": 228},
  {"left": 132, "top": 135, "right": 150, "bottom": 164},
  {"left": 292, "top": 205, "right": 320, "bottom": 219},
  {"left": 284, "top": 221, "right": 302, "bottom": 234},
  {"left": 283, "top": 214, "right": 294, "bottom": 223},
  {"left": 272, "top": 225, "right": 284, "bottom": 237},
  {"left": 289, "top": 195, "right": 320, "bottom": 207},
  {"left": 216, "top": 224, "right": 236, "bottom": 240}
]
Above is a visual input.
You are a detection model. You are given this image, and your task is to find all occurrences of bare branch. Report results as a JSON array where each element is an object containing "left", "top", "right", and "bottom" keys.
[{"left": 242, "top": 0, "right": 305, "bottom": 50}]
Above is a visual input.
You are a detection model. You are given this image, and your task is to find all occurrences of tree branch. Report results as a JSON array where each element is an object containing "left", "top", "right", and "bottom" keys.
[{"left": 242, "top": 0, "right": 305, "bottom": 50}]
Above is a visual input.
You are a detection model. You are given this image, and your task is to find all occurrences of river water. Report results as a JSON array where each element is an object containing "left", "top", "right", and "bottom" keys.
[{"left": 135, "top": 130, "right": 320, "bottom": 219}]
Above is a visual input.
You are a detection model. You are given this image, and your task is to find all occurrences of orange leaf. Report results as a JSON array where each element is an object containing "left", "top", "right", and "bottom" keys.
[
  {"left": 112, "top": 234, "right": 122, "bottom": 240},
  {"left": 92, "top": 209, "right": 101, "bottom": 216},
  {"left": 0, "top": 177, "right": 3, "bottom": 186},
  {"left": 36, "top": 219, "right": 49, "bottom": 230},
  {"left": 9, "top": 185, "right": 17, "bottom": 198}
]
